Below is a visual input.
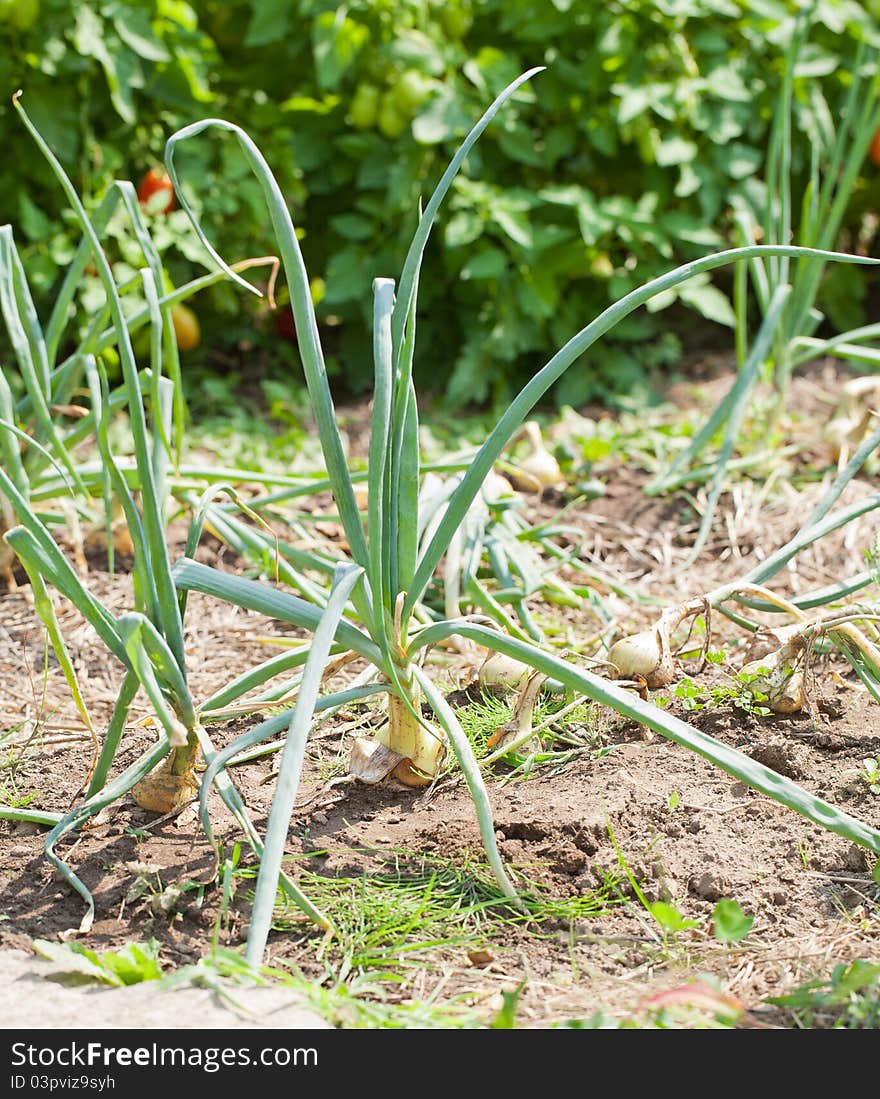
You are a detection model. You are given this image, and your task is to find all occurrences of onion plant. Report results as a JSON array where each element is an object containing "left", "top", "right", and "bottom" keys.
[
  {"left": 411, "top": 467, "right": 592, "bottom": 644},
  {"left": 609, "top": 464, "right": 880, "bottom": 709},
  {"left": 0, "top": 110, "right": 279, "bottom": 583},
  {"left": 172, "top": 454, "right": 596, "bottom": 645},
  {"left": 0, "top": 97, "right": 321, "bottom": 934},
  {"left": 647, "top": 13, "right": 880, "bottom": 561},
  {"left": 154, "top": 68, "right": 880, "bottom": 967}
]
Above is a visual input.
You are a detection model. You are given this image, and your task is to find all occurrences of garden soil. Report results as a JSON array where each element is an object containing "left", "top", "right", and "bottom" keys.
[{"left": 1, "top": 358, "right": 879, "bottom": 1029}]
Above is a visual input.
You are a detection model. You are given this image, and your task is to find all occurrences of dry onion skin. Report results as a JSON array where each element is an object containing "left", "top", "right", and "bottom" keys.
[
  {"left": 373, "top": 693, "right": 445, "bottom": 787},
  {"left": 348, "top": 737, "right": 405, "bottom": 784},
  {"left": 741, "top": 623, "right": 804, "bottom": 665},
  {"left": 738, "top": 635, "right": 807, "bottom": 714}
]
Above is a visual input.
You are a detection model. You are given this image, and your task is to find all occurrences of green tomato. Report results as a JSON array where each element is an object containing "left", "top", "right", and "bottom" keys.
[
  {"left": 99, "top": 346, "right": 122, "bottom": 382},
  {"left": 349, "top": 84, "right": 380, "bottom": 130},
  {"left": 392, "top": 70, "right": 432, "bottom": 115},
  {"left": 309, "top": 277, "right": 325, "bottom": 306},
  {"left": 378, "top": 99, "right": 409, "bottom": 139},
  {"left": 0, "top": 0, "right": 39, "bottom": 30},
  {"left": 439, "top": 5, "right": 471, "bottom": 40},
  {"left": 131, "top": 326, "right": 152, "bottom": 361},
  {"left": 635, "top": 124, "right": 656, "bottom": 165}
]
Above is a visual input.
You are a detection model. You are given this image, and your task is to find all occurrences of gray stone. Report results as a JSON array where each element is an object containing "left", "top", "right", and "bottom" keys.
[{"left": 0, "top": 949, "right": 332, "bottom": 1030}]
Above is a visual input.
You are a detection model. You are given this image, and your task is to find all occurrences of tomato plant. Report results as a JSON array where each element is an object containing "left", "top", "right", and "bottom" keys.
[
  {"left": 440, "top": 3, "right": 471, "bottom": 40},
  {"left": 0, "top": 0, "right": 39, "bottom": 32},
  {"left": 273, "top": 278, "right": 323, "bottom": 344},
  {"left": 4, "top": 0, "right": 880, "bottom": 409}
]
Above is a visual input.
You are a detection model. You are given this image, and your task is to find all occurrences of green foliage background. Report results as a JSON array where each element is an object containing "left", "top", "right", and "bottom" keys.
[{"left": 3, "top": 0, "right": 880, "bottom": 408}]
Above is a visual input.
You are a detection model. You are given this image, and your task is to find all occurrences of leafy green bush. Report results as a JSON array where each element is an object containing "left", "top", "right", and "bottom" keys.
[{"left": 3, "top": 0, "right": 880, "bottom": 406}]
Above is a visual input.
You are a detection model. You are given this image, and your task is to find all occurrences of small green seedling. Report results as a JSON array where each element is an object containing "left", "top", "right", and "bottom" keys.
[
  {"left": 711, "top": 898, "right": 754, "bottom": 943},
  {"left": 0, "top": 747, "right": 39, "bottom": 808},
  {"left": 491, "top": 980, "right": 527, "bottom": 1029},
  {"left": 731, "top": 669, "right": 776, "bottom": 718},
  {"left": 649, "top": 900, "right": 700, "bottom": 936},
  {"left": 860, "top": 757, "right": 880, "bottom": 795},
  {"left": 767, "top": 960, "right": 880, "bottom": 1029},
  {"left": 661, "top": 672, "right": 773, "bottom": 717}
]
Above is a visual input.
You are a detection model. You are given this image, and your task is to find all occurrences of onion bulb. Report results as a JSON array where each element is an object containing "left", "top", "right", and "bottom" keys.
[
  {"left": 481, "top": 470, "right": 518, "bottom": 504},
  {"left": 608, "top": 626, "right": 674, "bottom": 689},
  {"left": 825, "top": 376, "right": 880, "bottom": 465},
  {"left": 373, "top": 692, "right": 444, "bottom": 787},
  {"left": 131, "top": 754, "right": 198, "bottom": 813},
  {"left": 507, "top": 421, "right": 564, "bottom": 492},
  {"left": 476, "top": 651, "right": 532, "bottom": 692},
  {"left": 607, "top": 597, "right": 708, "bottom": 690}
]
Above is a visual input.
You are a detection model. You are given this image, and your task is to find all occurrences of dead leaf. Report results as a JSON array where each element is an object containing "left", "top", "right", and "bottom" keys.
[{"left": 467, "top": 949, "right": 495, "bottom": 967}]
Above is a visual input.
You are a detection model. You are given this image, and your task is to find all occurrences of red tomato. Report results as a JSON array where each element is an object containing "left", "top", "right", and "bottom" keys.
[
  {"left": 274, "top": 306, "right": 298, "bottom": 343},
  {"left": 871, "top": 126, "right": 880, "bottom": 167},
  {"left": 137, "top": 169, "right": 176, "bottom": 214}
]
